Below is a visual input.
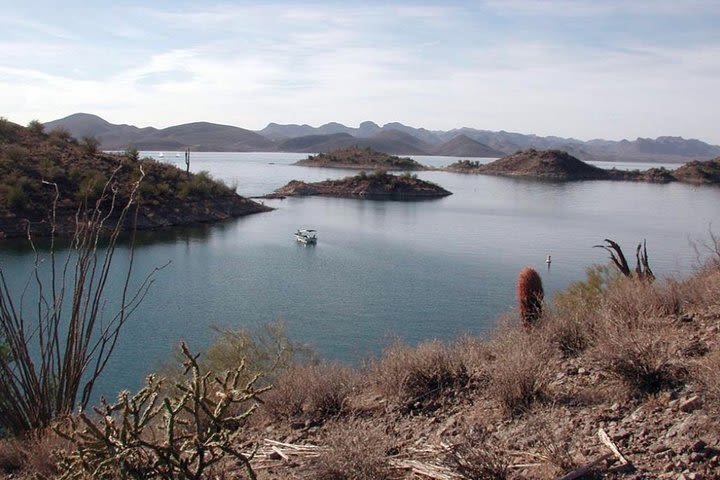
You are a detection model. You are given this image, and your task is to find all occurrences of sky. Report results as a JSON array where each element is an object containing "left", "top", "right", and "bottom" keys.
[{"left": 1, "top": 0, "right": 719, "bottom": 143}]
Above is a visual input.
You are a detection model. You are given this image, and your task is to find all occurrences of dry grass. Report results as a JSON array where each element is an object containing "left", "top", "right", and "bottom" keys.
[
  {"left": 697, "top": 349, "right": 720, "bottom": 412},
  {"left": 601, "top": 277, "right": 682, "bottom": 326},
  {"left": 592, "top": 319, "right": 685, "bottom": 397},
  {"left": 487, "top": 327, "right": 554, "bottom": 416},
  {"left": 0, "top": 437, "right": 25, "bottom": 474},
  {"left": 307, "top": 419, "right": 395, "bottom": 480},
  {"left": 443, "top": 427, "right": 510, "bottom": 480},
  {"left": 670, "top": 264, "right": 720, "bottom": 311},
  {"left": 371, "top": 340, "right": 468, "bottom": 412},
  {"left": 261, "top": 362, "right": 360, "bottom": 422},
  {"left": 0, "top": 426, "right": 70, "bottom": 478}
]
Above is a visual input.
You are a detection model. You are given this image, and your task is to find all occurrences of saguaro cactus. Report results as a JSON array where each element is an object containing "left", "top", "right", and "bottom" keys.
[{"left": 517, "top": 267, "right": 544, "bottom": 327}]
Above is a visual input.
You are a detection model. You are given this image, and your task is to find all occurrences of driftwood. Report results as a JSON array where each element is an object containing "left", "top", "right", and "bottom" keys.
[
  {"left": 598, "top": 428, "right": 632, "bottom": 470},
  {"left": 594, "top": 238, "right": 654, "bottom": 281}
]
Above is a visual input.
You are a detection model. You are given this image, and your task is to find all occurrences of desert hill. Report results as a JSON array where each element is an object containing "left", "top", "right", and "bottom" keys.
[{"left": 0, "top": 118, "right": 269, "bottom": 238}]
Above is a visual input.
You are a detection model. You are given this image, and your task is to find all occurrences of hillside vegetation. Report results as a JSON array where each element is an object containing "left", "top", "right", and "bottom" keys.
[
  {"left": 266, "top": 170, "right": 452, "bottom": 199},
  {"left": 0, "top": 118, "right": 269, "bottom": 238}
]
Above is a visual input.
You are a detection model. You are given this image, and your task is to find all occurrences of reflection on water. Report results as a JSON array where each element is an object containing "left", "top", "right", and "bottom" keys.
[{"left": 1, "top": 152, "right": 718, "bottom": 402}]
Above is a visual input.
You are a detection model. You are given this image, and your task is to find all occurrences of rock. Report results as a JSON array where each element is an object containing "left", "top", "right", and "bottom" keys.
[
  {"left": 613, "top": 428, "right": 631, "bottom": 441},
  {"left": 652, "top": 443, "right": 672, "bottom": 453},
  {"left": 679, "top": 396, "right": 702, "bottom": 413},
  {"left": 691, "top": 440, "right": 706, "bottom": 452}
]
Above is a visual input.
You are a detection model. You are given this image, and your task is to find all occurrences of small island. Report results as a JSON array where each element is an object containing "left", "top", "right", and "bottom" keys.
[
  {"left": 294, "top": 146, "right": 427, "bottom": 170},
  {"left": 446, "top": 149, "right": 720, "bottom": 185},
  {"left": 0, "top": 119, "right": 270, "bottom": 239},
  {"left": 263, "top": 171, "right": 452, "bottom": 200}
]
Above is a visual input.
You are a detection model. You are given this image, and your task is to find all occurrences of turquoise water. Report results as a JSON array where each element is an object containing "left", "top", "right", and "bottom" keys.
[{"left": 1, "top": 152, "right": 718, "bottom": 401}]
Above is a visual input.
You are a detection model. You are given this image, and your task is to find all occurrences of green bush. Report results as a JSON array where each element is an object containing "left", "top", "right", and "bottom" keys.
[
  {"left": 4, "top": 145, "right": 29, "bottom": 162},
  {"left": 178, "top": 171, "right": 231, "bottom": 198},
  {"left": 124, "top": 146, "right": 139, "bottom": 161},
  {"left": 81, "top": 136, "right": 100, "bottom": 154},
  {"left": 27, "top": 120, "right": 44, "bottom": 136},
  {"left": 0, "top": 117, "right": 16, "bottom": 143},
  {"left": 38, "top": 158, "right": 63, "bottom": 180},
  {"left": 5, "top": 185, "right": 27, "bottom": 209},
  {"left": 48, "top": 128, "right": 74, "bottom": 148},
  {"left": 75, "top": 171, "right": 107, "bottom": 202}
]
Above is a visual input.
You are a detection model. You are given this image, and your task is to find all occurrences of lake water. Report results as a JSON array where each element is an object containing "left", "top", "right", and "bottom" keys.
[{"left": 1, "top": 152, "right": 718, "bottom": 401}]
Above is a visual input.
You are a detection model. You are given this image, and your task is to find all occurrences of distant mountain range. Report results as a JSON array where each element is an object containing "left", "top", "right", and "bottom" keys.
[{"left": 43, "top": 113, "right": 720, "bottom": 163}]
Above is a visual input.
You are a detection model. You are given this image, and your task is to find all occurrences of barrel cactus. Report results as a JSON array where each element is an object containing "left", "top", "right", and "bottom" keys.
[{"left": 517, "top": 267, "right": 544, "bottom": 327}]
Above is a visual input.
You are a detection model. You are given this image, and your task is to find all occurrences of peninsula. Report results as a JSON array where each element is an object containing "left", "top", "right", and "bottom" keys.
[
  {"left": 0, "top": 119, "right": 270, "bottom": 239},
  {"left": 446, "top": 149, "right": 720, "bottom": 185},
  {"left": 264, "top": 171, "right": 451, "bottom": 199},
  {"left": 293, "top": 146, "right": 427, "bottom": 170}
]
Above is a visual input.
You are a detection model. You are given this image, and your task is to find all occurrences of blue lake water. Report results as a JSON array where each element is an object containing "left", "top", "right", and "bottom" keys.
[{"left": 1, "top": 152, "right": 718, "bottom": 401}]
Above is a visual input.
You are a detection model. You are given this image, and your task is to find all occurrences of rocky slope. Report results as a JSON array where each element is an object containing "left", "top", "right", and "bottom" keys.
[
  {"left": 265, "top": 171, "right": 451, "bottom": 199},
  {"left": 294, "top": 146, "right": 427, "bottom": 170},
  {"left": 672, "top": 158, "right": 720, "bottom": 184},
  {"left": 0, "top": 119, "right": 270, "bottom": 239}
]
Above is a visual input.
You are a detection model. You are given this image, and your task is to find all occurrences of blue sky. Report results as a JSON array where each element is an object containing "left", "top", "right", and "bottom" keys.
[{"left": 2, "top": 0, "right": 719, "bottom": 143}]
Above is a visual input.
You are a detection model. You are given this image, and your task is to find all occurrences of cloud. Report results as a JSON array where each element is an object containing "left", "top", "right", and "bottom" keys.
[
  {"left": 1, "top": 2, "right": 719, "bottom": 143},
  {"left": 481, "top": 0, "right": 720, "bottom": 17}
]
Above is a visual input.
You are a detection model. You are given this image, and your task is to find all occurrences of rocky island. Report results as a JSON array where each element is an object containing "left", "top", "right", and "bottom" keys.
[
  {"left": 446, "top": 149, "right": 719, "bottom": 185},
  {"left": 0, "top": 119, "right": 270, "bottom": 239},
  {"left": 294, "top": 146, "right": 427, "bottom": 170},
  {"left": 264, "top": 171, "right": 451, "bottom": 200}
]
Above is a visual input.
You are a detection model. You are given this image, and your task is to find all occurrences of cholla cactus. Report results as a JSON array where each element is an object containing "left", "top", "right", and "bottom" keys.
[
  {"left": 55, "top": 342, "right": 270, "bottom": 480},
  {"left": 517, "top": 267, "right": 544, "bottom": 327}
]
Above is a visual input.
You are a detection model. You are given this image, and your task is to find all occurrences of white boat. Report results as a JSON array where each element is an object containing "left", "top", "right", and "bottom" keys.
[
  {"left": 295, "top": 229, "right": 317, "bottom": 244},
  {"left": 158, "top": 152, "right": 165, "bottom": 158}
]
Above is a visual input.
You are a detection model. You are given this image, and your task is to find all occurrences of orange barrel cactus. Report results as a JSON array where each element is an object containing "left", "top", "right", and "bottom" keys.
[{"left": 517, "top": 267, "right": 544, "bottom": 327}]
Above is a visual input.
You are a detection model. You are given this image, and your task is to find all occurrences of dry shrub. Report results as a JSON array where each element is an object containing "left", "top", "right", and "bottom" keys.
[
  {"left": 525, "top": 416, "right": 577, "bottom": 477},
  {"left": 372, "top": 340, "right": 467, "bottom": 411},
  {"left": 443, "top": 427, "right": 509, "bottom": 480},
  {"left": 0, "top": 426, "right": 70, "bottom": 477},
  {"left": 307, "top": 419, "right": 394, "bottom": 480},
  {"left": 697, "top": 349, "right": 720, "bottom": 412},
  {"left": 592, "top": 320, "right": 684, "bottom": 397},
  {"left": 601, "top": 277, "right": 682, "bottom": 325},
  {"left": 488, "top": 328, "right": 553, "bottom": 416},
  {"left": 542, "top": 310, "right": 594, "bottom": 357},
  {"left": 22, "top": 427, "right": 72, "bottom": 478},
  {"left": 454, "top": 334, "right": 493, "bottom": 382},
  {"left": 669, "top": 264, "right": 720, "bottom": 310},
  {"left": 262, "top": 362, "right": 359, "bottom": 421},
  {"left": 543, "top": 265, "right": 619, "bottom": 356},
  {"left": 0, "top": 437, "right": 24, "bottom": 474}
]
